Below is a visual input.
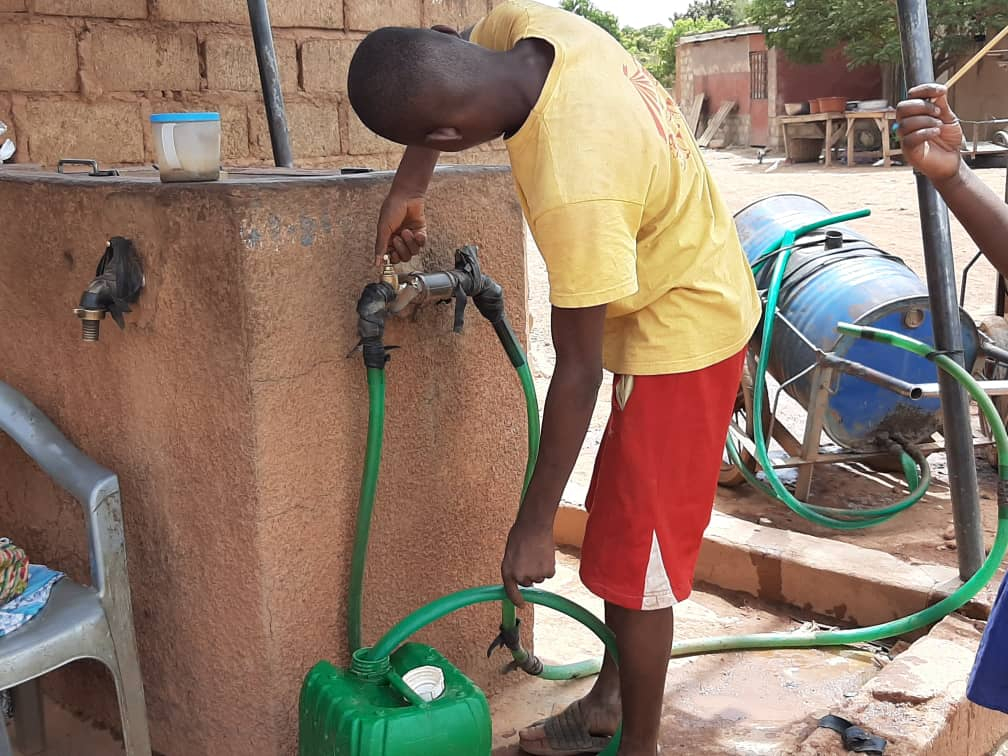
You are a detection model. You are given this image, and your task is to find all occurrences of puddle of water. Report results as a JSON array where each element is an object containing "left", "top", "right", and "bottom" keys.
[{"left": 491, "top": 553, "right": 884, "bottom": 755}]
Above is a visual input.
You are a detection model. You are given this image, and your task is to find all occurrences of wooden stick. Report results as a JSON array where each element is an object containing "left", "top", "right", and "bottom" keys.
[{"left": 947, "top": 23, "right": 1008, "bottom": 90}]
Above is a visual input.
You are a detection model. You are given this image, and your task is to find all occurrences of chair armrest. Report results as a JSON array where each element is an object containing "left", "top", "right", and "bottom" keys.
[{"left": 0, "top": 381, "right": 117, "bottom": 510}]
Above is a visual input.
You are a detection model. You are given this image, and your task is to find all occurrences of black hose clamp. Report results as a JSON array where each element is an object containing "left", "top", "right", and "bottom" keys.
[{"left": 348, "top": 282, "right": 398, "bottom": 369}]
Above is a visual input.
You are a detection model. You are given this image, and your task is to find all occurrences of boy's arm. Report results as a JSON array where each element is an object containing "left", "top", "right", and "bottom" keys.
[
  {"left": 501, "top": 303, "right": 606, "bottom": 606},
  {"left": 898, "top": 83, "right": 1008, "bottom": 277},
  {"left": 375, "top": 146, "right": 440, "bottom": 266}
]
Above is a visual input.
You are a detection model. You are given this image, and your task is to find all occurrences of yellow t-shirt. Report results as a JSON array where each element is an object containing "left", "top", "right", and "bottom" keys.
[{"left": 471, "top": 0, "right": 761, "bottom": 376}]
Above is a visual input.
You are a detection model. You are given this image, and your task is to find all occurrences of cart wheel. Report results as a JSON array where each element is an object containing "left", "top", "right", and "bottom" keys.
[
  {"left": 719, "top": 354, "right": 771, "bottom": 488},
  {"left": 975, "top": 315, "right": 1008, "bottom": 469}
]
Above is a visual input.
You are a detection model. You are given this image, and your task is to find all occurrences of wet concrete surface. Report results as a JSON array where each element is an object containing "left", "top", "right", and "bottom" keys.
[{"left": 490, "top": 551, "right": 883, "bottom": 755}]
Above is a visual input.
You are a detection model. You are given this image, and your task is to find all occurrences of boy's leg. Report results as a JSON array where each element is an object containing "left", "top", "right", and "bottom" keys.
[
  {"left": 607, "top": 602, "right": 674, "bottom": 755},
  {"left": 519, "top": 352, "right": 745, "bottom": 756},
  {"left": 519, "top": 603, "right": 672, "bottom": 755}
]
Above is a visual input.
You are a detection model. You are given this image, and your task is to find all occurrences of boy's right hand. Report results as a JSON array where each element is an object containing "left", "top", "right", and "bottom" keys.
[
  {"left": 896, "top": 83, "right": 964, "bottom": 185},
  {"left": 375, "top": 191, "right": 428, "bottom": 266}
]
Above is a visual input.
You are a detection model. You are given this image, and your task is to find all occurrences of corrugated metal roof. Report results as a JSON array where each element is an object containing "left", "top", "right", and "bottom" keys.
[{"left": 677, "top": 25, "right": 762, "bottom": 45}]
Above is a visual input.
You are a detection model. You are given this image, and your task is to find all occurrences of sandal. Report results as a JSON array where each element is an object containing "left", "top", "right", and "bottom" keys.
[{"left": 519, "top": 700, "right": 613, "bottom": 756}]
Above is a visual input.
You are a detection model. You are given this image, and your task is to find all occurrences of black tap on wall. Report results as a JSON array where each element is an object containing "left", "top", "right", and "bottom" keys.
[{"left": 73, "top": 237, "right": 145, "bottom": 342}]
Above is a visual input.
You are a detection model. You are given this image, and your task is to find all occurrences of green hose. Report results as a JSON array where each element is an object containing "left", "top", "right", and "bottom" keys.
[
  {"left": 348, "top": 367, "right": 386, "bottom": 653},
  {"left": 502, "top": 354, "right": 603, "bottom": 680},
  {"left": 737, "top": 211, "right": 934, "bottom": 528},
  {"left": 345, "top": 260, "right": 1008, "bottom": 750},
  {"left": 672, "top": 322, "right": 1008, "bottom": 657}
]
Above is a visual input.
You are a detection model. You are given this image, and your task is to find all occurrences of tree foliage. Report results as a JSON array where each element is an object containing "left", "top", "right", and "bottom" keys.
[
  {"left": 676, "top": 0, "right": 750, "bottom": 26},
  {"left": 749, "top": 0, "right": 1008, "bottom": 76},
  {"left": 560, "top": 0, "right": 735, "bottom": 83},
  {"left": 560, "top": 0, "right": 623, "bottom": 40},
  {"left": 621, "top": 24, "right": 668, "bottom": 76}
]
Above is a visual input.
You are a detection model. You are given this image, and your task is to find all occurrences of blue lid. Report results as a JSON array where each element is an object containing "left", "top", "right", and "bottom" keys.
[{"left": 150, "top": 112, "right": 220, "bottom": 123}]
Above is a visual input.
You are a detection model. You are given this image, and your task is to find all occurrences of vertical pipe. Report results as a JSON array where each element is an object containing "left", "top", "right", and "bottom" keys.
[
  {"left": 999, "top": 171, "right": 1008, "bottom": 317},
  {"left": 247, "top": 0, "right": 294, "bottom": 168},
  {"left": 896, "top": 0, "right": 984, "bottom": 579}
]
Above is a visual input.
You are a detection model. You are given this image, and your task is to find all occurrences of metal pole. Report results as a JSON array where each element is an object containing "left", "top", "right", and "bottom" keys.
[
  {"left": 247, "top": 0, "right": 293, "bottom": 168},
  {"left": 896, "top": 0, "right": 985, "bottom": 580}
]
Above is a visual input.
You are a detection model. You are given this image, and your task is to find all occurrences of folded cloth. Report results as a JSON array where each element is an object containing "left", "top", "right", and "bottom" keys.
[
  {"left": 0, "top": 565, "right": 63, "bottom": 638},
  {"left": 968, "top": 572, "right": 1008, "bottom": 713},
  {"left": 0, "top": 539, "right": 29, "bottom": 605}
]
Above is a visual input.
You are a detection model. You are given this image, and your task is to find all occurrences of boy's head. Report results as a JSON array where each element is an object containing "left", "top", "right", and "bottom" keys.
[{"left": 348, "top": 27, "right": 505, "bottom": 151}]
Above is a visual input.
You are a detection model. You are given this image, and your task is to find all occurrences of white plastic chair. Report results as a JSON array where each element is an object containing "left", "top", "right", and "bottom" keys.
[{"left": 0, "top": 381, "right": 151, "bottom": 755}]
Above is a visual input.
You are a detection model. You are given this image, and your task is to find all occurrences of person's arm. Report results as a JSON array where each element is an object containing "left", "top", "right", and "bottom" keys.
[
  {"left": 501, "top": 304, "right": 606, "bottom": 606},
  {"left": 936, "top": 163, "right": 1008, "bottom": 277},
  {"left": 374, "top": 146, "right": 440, "bottom": 266},
  {"left": 897, "top": 83, "right": 1008, "bottom": 276}
]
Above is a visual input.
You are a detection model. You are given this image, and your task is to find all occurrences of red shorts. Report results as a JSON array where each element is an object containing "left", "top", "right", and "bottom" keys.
[{"left": 579, "top": 350, "right": 745, "bottom": 611}]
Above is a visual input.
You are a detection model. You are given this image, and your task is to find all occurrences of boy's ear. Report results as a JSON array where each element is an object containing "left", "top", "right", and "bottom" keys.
[
  {"left": 425, "top": 127, "right": 464, "bottom": 145},
  {"left": 431, "top": 24, "right": 461, "bottom": 37}
]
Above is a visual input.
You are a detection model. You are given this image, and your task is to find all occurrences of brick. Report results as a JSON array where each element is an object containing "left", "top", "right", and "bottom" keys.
[
  {"left": 271, "top": 0, "right": 342, "bottom": 28},
  {"left": 422, "top": 0, "right": 487, "bottom": 28},
  {"left": 0, "top": 0, "right": 26, "bottom": 11},
  {"left": 251, "top": 101, "right": 342, "bottom": 159},
  {"left": 301, "top": 38, "right": 357, "bottom": 94},
  {"left": 346, "top": 0, "right": 421, "bottom": 31},
  {"left": 344, "top": 103, "right": 398, "bottom": 155},
  {"left": 286, "top": 101, "right": 341, "bottom": 157},
  {"left": 0, "top": 24, "right": 77, "bottom": 92},
  {"left": 155, "top": 0, "right": 246, "bottom": 24},
  {"left": 204, "top": 35, "right": 298, "bottom": 92},
  {"left": 20, "top": 100, "right": 143, "bottom": 165},
  {"left": 91, "top": 26, "right": 199, "bottom": 92},
  {"left": 34, "top": 0, "right": 146, "bottom": 18}
]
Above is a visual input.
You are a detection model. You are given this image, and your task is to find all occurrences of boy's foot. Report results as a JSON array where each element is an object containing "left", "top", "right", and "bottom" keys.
[{"left": 518, "top": 697, "right": 619, "bottom": 755}]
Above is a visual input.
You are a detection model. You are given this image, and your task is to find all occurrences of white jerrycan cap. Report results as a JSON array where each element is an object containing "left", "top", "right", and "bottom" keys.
[{"left": 401, "top": 665, "right": 446, "bottom": 702}]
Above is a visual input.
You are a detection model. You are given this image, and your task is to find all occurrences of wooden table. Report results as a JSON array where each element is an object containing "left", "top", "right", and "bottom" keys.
[
  {"left": 846, "top": 110, "right": 902, "bottom": 167},
  {"left": 778, "top": 113, "right": 848, "bottom": 166}
]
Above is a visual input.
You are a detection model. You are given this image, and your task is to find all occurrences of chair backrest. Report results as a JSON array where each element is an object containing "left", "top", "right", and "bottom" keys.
[{"left": 0, "top": 380, "right": 121, "bottom": 600}]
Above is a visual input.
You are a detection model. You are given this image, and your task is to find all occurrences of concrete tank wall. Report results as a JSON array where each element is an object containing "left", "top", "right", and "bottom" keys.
[{"left": 0, "top": 165, "right": 529, "bottom": 755}]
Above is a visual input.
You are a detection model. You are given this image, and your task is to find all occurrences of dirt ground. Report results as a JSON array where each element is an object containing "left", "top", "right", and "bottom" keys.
[{"left": 525, "top": 149, "right": 1008, "bottom": 572}]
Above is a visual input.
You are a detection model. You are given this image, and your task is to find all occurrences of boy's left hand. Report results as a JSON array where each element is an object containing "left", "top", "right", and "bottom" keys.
[{"left": 501, "top": 519, "right": 556, "bottom": 607}]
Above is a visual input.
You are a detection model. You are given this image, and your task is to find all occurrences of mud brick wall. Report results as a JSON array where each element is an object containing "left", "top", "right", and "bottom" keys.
[{"left": 0, "top": 0, "right": 508, "bottom": 168}]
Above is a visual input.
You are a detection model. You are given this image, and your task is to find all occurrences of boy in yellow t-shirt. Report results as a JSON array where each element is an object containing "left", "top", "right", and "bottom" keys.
[{"left": 348, "top": 2, "right": 760, "bottom": 754}]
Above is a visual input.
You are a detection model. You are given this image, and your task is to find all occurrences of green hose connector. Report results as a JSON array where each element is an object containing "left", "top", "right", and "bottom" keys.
[{"left": 348, "top": 367, "right": 387, "bottom": 654}]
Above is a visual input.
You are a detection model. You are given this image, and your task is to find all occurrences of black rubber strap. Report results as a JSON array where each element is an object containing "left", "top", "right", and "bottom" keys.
[{"left": 818, "top": 715, "right": 887, "bottom": 754}]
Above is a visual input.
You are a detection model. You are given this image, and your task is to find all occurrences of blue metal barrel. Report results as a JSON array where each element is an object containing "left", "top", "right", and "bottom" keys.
[{"left": 734, "top": 194, "right": 978, "bottom": 450}]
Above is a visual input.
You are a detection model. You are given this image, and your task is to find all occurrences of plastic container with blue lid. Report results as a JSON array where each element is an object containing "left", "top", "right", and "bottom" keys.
[{"left": 150, "top": 112, "right": 221, "bottom": 182}]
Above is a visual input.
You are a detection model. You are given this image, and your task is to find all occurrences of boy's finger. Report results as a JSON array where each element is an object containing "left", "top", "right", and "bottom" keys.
[
  {"left": 898, "top": 115, "right": 943, "bottom": 135},
  {"left": 503, "top": 574, "right": 525, "bottom": 607},
  {"left": 375, "top": 225, "right": 394, "bottom": 265},
  {"left": 900, "top": 127, "right": 943, "bottom": 150},
  {"left": 896, "top": 100, "right": 938, "bottom": 119},
  {"left": 401, "top": 229, "right": 422, "bottom": 257},
  {"left": 907, "top": 83, "right": 946, "bottom": 100},
  {"left": 392, "top": 236, "right": 412, "bottom": 262}
]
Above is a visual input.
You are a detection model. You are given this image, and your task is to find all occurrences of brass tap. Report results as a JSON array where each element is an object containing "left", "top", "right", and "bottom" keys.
[
  {"left": 380, "top": 254, "right": 399, "bottom": 289},
  {"left": 73, "top": 307, "right": 106, "bottom": 342}
]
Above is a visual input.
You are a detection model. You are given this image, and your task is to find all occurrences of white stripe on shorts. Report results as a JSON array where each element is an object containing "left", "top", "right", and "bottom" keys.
[{"left": 641, "top": 530, "right": 678, "bottom": 610}]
